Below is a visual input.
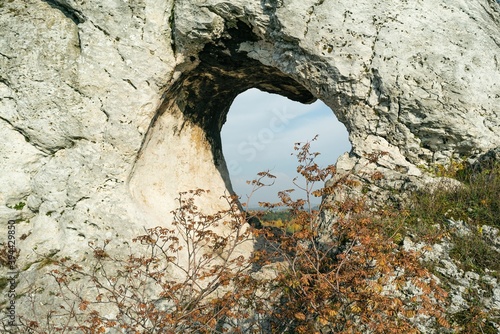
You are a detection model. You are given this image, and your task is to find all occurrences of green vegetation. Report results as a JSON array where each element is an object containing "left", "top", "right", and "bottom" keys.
[
  {"left": 450, "top": 233, "right": 500, "bottom": 275},
  {"left": 384, "top": 160, "right": 499, "bottom": 254},
  {"left": 255, "top": 210, "right": 302, "bottom": 233},
  {"left": 0, "top": 277, "right": 8, "bottom": 291},
  {"left": 378, "top": 160, "right": 500, "bottom": 332},
  {"left": 6, "top": 202, "right": 26, "bottom": 211},
  {"left": 259, "top": 209, "right": 292, "bottom": 223},
  {"left": 412, "top": 159, "right": 499, "bottom": 230},
  {"left": 13, "top": 202, "right": 25, "bottom": 211}
]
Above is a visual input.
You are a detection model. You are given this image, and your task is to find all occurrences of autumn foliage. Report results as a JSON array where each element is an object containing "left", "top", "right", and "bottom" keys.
[{"left": 12, "top": 138, "right": 450, "bottom": 333}]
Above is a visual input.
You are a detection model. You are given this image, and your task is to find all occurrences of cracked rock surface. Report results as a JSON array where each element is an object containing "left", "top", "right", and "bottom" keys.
[{"left": 0, "top": 0, "right": 499, "bottom": 313}]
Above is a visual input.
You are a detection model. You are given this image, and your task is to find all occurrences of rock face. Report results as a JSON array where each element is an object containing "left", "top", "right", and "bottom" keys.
[{"left": 0, "top": 0, "right": 499, "bottom": 301}]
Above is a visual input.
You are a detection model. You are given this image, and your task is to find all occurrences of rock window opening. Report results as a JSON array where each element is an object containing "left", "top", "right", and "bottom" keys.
[
  {"left": 221, "top": 88, "right": 351, "bottom": 208},
  {"left": 129, "top": 21, "right": 352, "bottom": 225}
]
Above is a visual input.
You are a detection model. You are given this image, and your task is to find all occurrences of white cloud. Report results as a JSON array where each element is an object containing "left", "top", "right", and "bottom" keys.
[{"left": 221, "top": 89, "right": 351, "bottom": 206}]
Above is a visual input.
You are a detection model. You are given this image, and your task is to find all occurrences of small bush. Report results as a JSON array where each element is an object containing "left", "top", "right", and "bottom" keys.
[{"left": 9, "top": 138, "right": 451, "bottom": 333}]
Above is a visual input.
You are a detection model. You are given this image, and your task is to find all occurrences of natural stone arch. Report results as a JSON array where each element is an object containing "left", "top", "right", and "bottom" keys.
[
  {"left": 129, "top": 0, "right": 500, "bottom": 222},
  {"left": 0, "top": 0, "right": 498, "bottom": 290},
  {"left": 129, "top": 21, "right": 319, "bottom": 224}
]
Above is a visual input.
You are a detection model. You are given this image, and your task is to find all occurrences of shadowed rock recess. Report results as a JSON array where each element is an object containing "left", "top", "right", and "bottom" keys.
[{"left": 0, "top": 0, "right": 499, "bottom": 324}]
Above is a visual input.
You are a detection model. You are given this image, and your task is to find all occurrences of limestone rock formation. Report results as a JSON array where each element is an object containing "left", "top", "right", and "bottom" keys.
[{"left": 0, "top": 0, "right": 499, "bottom": 324}]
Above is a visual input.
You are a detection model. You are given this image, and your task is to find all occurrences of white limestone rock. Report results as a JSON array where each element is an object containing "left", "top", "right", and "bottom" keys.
[{"left": 0, "top": 0, "right": 499, "bottom": 328}]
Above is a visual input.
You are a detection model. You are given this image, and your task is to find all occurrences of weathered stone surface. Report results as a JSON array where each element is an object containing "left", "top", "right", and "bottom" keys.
[
  {"left": 404, "top": 220, "right": 500, "bottom": 320},
  {"left": 0, "top": 0, "right": 499, "bottom": 325}
]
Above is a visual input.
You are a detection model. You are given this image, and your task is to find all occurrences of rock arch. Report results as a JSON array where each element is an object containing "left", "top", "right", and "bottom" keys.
[
  {"left": 129, "top": 21, "right": 320, "bottom": 223},
  {"left": 0, "top": 0, "right": 499, "bottom": 260}
]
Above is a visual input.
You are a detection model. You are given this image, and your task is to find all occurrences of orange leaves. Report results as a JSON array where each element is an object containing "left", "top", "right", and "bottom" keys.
[
  {"left": 21, "top": 139, "right": 453, "bottom": 333},
  {"left": 371, "top": 171, "right": 385, "bottom": 181},
  {"left": 79, "top": 300, "right": 90, "bottom": 311},
  {"left": 92, "top": 248, "right": 108, "bottom": 259},
  {"left": 294, "top": 312, "right": 307, "bottom": 321},
  {"left": 436, "top": 315, "right": 451, "bottom": 328}
]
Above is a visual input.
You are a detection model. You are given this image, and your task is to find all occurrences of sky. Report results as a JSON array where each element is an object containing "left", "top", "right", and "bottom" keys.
[{"left": 220, "top": 88, "right": 351, "bottom": 207}]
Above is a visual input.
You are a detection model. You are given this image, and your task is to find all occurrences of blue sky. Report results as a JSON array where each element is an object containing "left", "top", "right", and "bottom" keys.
[{"left": 221, "top": 88, "right": 351, "bottom": 206}]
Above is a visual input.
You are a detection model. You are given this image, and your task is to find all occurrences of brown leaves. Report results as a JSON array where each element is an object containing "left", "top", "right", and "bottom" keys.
[
  {"left": 294, "top": 312, "right": 306, "bottom": 320},
  {"left": 21, "top": 139, "right": 451, "bottom": 333},
  {"left": 235, "top": 139, "right": 450, "bottom": 333},
  {"left": 79, "top": 300, "right": 90, "bottom": 311}
]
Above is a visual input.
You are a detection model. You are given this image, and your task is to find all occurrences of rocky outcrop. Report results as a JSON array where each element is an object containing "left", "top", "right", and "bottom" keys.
[
  {"left": 0, "top": 0, "right": 499, "bottom": 321},
  {"left": 404, "top": 219, "right": 500, "bottom": 330}
]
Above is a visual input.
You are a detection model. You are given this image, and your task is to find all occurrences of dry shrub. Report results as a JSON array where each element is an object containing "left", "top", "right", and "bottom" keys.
[{"left": 9, "top": 138, "right": 450, "bottom": 333}]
